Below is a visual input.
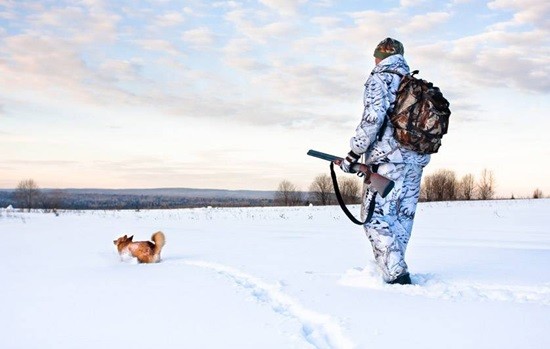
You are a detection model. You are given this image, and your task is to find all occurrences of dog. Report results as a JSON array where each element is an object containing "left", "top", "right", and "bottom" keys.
[{"left": 113, "top": 231, "right": 165, "bottom": 263}]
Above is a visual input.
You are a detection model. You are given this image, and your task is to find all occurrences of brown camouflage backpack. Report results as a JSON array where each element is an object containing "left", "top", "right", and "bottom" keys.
[{"left": 383, "top": 70, "right": 451, "bottom": 154}]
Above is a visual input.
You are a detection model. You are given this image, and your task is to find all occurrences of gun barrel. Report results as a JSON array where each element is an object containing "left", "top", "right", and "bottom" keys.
[{"left": 306, "top": 149, "right": 343, "bottom": 162}]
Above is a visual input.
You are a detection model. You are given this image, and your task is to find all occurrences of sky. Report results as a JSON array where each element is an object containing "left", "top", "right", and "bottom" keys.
[{"left": 0, "top": 0, "right": 548, "bottom": 197}]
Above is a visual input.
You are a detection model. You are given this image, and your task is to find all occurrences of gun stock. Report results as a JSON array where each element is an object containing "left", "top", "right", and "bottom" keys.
[{"left": 307, "top": 149, "right": 395, "bottom": 198}]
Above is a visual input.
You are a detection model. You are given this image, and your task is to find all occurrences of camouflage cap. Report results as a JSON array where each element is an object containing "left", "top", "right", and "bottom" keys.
[{"left": 373, "top": 38, "right": 404, "bottom": 60}]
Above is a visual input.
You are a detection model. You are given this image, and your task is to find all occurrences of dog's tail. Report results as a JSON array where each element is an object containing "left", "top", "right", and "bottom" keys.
[{"left": 151, "top": 231, "right": 166, "bottom": 258}]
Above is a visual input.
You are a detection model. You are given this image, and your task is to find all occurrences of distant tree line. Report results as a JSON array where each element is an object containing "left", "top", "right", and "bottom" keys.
[
  {"left": 421, "top": 168, "right": 500, "bottom": 202},
  {"left": 1, "top": 179, "right": 275, "bottom": 211},
  {"left": 420, "top": 168, "right": 546, "bottom": 202},
  {"left": 2, "top": 174, "right": 546, "bottom": 211},
  {"left": 273, "top": 168, "right": 546, "bottom": 206}
]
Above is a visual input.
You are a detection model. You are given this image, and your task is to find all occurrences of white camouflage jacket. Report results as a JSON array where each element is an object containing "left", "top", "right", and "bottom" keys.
[{"left": 350, "top": 54, "right": 430, "bottom": 167}]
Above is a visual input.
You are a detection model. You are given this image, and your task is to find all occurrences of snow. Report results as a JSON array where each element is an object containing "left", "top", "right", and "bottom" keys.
[{"left": 1, "top": 199, "right": 549, "bottom": 349}]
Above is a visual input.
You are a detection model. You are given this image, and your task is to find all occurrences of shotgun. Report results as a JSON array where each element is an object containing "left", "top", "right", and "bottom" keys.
[{"left": 307, "top": 149, "right": 395, "bottom": 198}]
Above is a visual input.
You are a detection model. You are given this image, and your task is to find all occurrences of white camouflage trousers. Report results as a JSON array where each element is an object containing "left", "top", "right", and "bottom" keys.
[{"left": 361, "top": 162, "right": 423, "bottom": 282}]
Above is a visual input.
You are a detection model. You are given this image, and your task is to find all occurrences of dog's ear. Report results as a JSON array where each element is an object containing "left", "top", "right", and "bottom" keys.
[
  {"left": 113, "top": 239, "right": 117, "bottom": 244},
  {"left": 128, "top": 235, "right": 134, "bottom": 241}
]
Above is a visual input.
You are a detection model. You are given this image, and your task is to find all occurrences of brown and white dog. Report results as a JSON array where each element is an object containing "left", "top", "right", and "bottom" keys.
[{"left": 113, "top": 231, "right": 165, "bottom": 263}]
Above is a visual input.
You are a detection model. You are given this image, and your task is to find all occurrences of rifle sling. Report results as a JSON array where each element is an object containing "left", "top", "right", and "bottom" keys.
[{"left": 329, "top": 162, "right": 377, "bottom": 226}]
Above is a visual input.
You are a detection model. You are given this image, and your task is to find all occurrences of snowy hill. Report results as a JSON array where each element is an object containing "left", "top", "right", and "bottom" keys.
[{"left": 1, "top": 199, "right": 549, "bottom": 349}]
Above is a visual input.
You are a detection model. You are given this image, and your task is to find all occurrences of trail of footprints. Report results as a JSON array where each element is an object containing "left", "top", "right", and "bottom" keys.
[
  {"left": 185, "top": 260, "right": 354, "bottom": 349},
  {"left": 182, "top": 260, "right": 549, "bottom": 349}
]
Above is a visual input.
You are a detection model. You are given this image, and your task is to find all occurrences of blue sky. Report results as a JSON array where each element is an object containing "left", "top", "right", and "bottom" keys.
[{"left": 1, "top": 0, "right": 549, "bottom": 197}]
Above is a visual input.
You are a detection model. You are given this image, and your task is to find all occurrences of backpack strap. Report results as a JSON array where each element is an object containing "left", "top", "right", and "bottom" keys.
[
  {"left": 375, "top": 70, "right": 402, "bottom": 140},
  {"left": 374, "top": 69, "right": 418, "bottom": 140},
  {"left": 377, "top": 116, "right": 387, "bottom": 141},
  {"left": 381, "top": 69, "right": 419, "bottom": 77},
  {"left": 380, "top": 69, "right": 404, "bottom": 78}
]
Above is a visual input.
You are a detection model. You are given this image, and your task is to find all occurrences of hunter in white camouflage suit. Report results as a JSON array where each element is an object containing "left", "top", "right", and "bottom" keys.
[{"left": 339, "top": 38, "right": 430, "bottom": 285}]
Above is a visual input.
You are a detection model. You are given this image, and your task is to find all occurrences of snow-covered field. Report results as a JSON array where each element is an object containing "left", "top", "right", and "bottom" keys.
[{"left": 1, "top": 199, "right": 549, "bottom": 349}]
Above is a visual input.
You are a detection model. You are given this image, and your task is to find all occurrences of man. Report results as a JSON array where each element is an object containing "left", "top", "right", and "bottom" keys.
[{"left": 336, "top": 38, "right": 430, "bottom": 285}]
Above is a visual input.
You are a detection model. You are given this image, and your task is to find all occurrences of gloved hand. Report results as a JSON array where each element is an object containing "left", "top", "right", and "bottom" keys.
[{"left": 339, "top": 151, "right": 360, "bottom": 173}]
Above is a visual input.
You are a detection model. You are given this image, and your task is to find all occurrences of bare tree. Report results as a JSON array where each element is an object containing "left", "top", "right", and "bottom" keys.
[
  {"left": 308, "top": 174, "right": 333, "bottom": 205},
  {"left": 477, "top": 169, "right": 495, "bottom": 200},
  {"left": 14, "top": 179, "right": 41, "bottom": 212},
  {"left": 422, "top": 169, "right": 457, "bottom": 201},
  {"left": 418, "top": 177, "right": 429, "bottom": 202},
  {"left": 274, "top": 180, "right": 302, "bottom": 206},
  {"left": 533, "top": 188, "right": 543, "bottom": 199},
  {"left": 457, "top": 174, "right": 476, "bottom": 200},
  {"left": 339, "top": 177, "right": 362, "bottom": 204}
]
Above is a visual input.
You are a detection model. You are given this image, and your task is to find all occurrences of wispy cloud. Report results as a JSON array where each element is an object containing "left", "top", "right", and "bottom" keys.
[
  {"left": 258, "top": 0, "right": 307, "bottom": 16},
  {"left": 443, "top": 31, "right": 548, "bottom": 92},
  {"left": 154, "top": 11, "right": 185, "bottom": 27},
  {"left": 182, "top": 27, "right": 216, "bottom": 49},
  {"left": 399, "top": 11, "right": 451, "bottom": 33},
  {"left": 2, "top": 159, "right": 79, "bottom": 166},
  {"left": 222, "top": 37, "right": 271, "bottom": 72},
  {"left": 134, "top": 38, "right": 181, "bottom": 55},
  {"left": 224, "top": 8, "right": 295, "bottom": 43},
  {"left": 399, "top": 0, "right": 428, "bottom": 7},
  {"left": 487, "top": 0, "right": 550, "bottom": 30}
]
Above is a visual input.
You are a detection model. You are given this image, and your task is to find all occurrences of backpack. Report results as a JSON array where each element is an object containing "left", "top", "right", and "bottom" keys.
[{"left": 382, "top": 70, "right": 451, "bottom": 154}]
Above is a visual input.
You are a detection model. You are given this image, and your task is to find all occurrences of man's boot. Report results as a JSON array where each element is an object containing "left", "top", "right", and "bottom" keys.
[{"left": 389, "top": 272, "right": 411, "bottom": 285}]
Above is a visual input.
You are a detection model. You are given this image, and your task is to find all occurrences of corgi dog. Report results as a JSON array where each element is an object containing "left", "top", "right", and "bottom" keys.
[{"left": 113, "top": 231, "right": 165, "bottom": 263}]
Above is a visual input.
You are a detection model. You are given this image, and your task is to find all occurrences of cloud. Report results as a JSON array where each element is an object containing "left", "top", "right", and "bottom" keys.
[
  {"left": 224, "top": 8, "right": 295, "bottom": 43},
  {"left": 182, "top": 27, "right": 216, "bottom": 49},
  {"left": 221, "top": 38, "right": 270, "bottom": 72},
  {"left": 399, "top": 0, "right": 428, "bottom": 7},
  {"left": 258, "top": 0, "right": 307, "bottom": 16},
  {"left": 28, "top": 6, "right": 84, "bottom": 27},
  {"left": 212, "top": 1, "right": 241, "bottom": 9},
  {"left": 224, "top": 56, "right": 270, "bottom": 72},
  {"left": 0, "top": 29, "right": 154, "bottom": 112},
  {"left": 3, "top": 159, "right": 79, "bottom": 166},
  {"left": 347, "top": 10, "right": 401, "bottom": 40},
  {"left": 442, "top": 30, "right": 549, "bottom": 93},
  {"left": 399, "top": 12, "right": 451, "bottom": 33},
  {"left": 256, "top": 63, "right": 357, "bottom": 104},
  {"left": 487, "top": 0, "right": 550, "bottom": 30},
  {"left": 0, "top": 1, "right": 120, "bottom": 46},
  {"left": 2, "top": 34, "right": 89, "bottom": 86},
  {"left": 310, "top": 16, "right": 341, "bottom": 27},
  {"left": 97, "top": 59, "right": 143, "bottom": 83},
  {"left": 154, "top": 12, "right": 185, "bottom": 27},
  {"left": 1, "top": 0, "right": 547, "bottom": 136},
  {"left": 0, "top": 9, "right": 16, "bottom": 20},
  {"left": 404, "top": 1, "right": 550, "bottom": 94},
  {"left": 134, "top": 38, "right": 181, "bottom": 56}
]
